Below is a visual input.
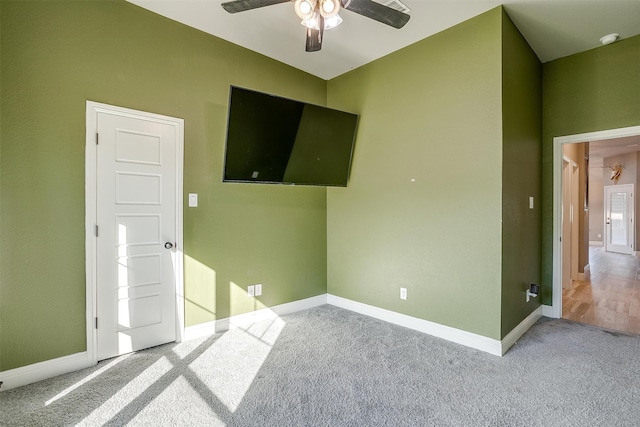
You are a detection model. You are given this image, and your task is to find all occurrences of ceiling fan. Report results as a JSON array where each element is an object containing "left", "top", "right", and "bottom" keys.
[{"left": 221, "top": 0, "right": 411, "bottom": 52}]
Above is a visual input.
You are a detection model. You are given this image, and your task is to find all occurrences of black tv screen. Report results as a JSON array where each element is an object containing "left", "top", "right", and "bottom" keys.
[{"left": 223, "top": 86, "right": 358, "bottom": 187}]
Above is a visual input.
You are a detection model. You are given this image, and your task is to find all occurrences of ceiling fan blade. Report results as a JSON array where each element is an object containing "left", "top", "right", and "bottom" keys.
[
  {"left": 341, "top": 0, "right": 410, "bottom": 29},
  {"left": 221, "top": 0, "right": 291, "bottom": 14},
  {"left": 305, "top": 16, "right": 325, "bottom": 52}
]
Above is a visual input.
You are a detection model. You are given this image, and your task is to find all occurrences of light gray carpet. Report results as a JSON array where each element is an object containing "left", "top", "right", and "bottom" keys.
[{"left": 1, "top": 305, "right": 639, "bottom": 426}]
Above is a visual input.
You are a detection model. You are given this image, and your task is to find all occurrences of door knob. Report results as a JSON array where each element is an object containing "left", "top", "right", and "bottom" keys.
[{"left": 164, "top": 242, "right": 174, "bottom": 249}]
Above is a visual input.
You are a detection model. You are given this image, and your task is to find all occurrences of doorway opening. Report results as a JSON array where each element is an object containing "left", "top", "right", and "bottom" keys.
[{"left": 553, "top": 125, "right": 640, "bottom": 335}]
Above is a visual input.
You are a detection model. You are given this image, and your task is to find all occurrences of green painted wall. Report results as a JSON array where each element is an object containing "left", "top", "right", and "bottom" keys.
[
  {"left": 500, "top": 11, "right": 542, "bottom": 337},
  {"left": 326, "top": 9, "right": 504, "bottom": 339},
  {"left": 541, "top": 35, "right": 640, "bottom": 305},
  {"left": 0, "top": 0, "right": 3, "bottom": 372},
  {"left": 0, "top": 0, "right": 327, "bottom": 371},
  {"left": 3, "top": 0, "right": 615, "bottom": 372}
]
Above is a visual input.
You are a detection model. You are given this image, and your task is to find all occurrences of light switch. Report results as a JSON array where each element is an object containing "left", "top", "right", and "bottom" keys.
[
  {"left": 529, "top": 197, "right": 534, "bottom": 209},
  {"left": 188, "top": 193, "right": 198, "bottom": 207}
]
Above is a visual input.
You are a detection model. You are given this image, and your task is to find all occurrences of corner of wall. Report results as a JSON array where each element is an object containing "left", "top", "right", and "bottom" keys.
[
  {"left": 499, "top": 7, "right": 543, "bottom": 339},
  {"left": 0, "top": 0, "right": 4, "bottom": 373}
]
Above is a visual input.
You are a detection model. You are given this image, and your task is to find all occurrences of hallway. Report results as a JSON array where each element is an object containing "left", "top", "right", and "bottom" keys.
[{"left": 562, "top": 246, "right": 640, "bottom": 334}]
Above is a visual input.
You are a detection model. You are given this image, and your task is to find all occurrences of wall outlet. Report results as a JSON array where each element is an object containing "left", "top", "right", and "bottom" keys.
[
  {"left": 248, "top": 285, "right": 255, "bottom": 297},
  {"left": 400, "top": 287, "right": 407, "bottom": 300},
  {"left": 598, "top": 233, "right": 602, "bottom": 238},
  {"left": 255, "top": 284, "right": 262, "bottom": 296},
  {"left": 526, "top": 284, "right": 539, "bottom": 302}
]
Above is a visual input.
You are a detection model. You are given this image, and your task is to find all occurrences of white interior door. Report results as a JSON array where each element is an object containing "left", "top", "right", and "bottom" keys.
[
  {"left": 91, "top": 105, "right": 183, "bottom": 361},
  {"left": 604, "top": 184, "right": 634, "bottom": 255}
]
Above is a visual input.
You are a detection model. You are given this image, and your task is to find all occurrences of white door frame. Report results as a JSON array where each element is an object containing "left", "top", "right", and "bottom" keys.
[
  {"left": 552, "top": 125, "right": 640, "bottom": 318},
  {"left": 604, "top": 184, "right": 635, "bottom": 255},
  {"left": 561, "top": 157, "right": 578, "bottom": 289},
  {"left": 85, "top": 101, "right": 184, "bottom": 365},
  {"left": 570, "top": 160, "right": 580, "bottom": 282}
]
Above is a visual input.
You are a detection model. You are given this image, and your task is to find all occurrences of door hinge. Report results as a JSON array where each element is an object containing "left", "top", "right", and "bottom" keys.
[
  {"left": 95, "top": 224, "right": 99, "bottom": 237},
  {"left": 96, "top": 133, "right": 99, "bottom": 145},
  {"left": 95, "top": 317, "right": 98, "bottom": 329}
]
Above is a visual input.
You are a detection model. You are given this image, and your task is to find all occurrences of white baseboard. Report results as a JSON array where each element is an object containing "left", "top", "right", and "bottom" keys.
[
  {"left": 542, "top": 304, "right": 557, "bottom": 318},
  {"left": 184, "top": 294, "right": 328, "bottom": 341},
  {"left": 2, "top": 294, "right": 546, "bottom": 390},
  {"left": 2, "top": 295, "right": 327, "bottom": 391},
  {"left": 327, "top": 294, "right": 504, "bottom": 356},
  {"left": 0, "top": 352, "right": 91, "bottom": 392},
  {"left": 501, "top": 306, "right": 543, "bottom": 354},
  {"left": 182, "top": 319, "right": 219, "bottom": 340}
]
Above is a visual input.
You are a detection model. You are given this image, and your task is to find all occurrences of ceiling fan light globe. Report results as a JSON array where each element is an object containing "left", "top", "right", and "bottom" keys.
[
  {"left": 303, "top": 14, "right": 341, "bottom": 30},
  {"left": 294, "top": 0, "right": 317, "bottom": 19},
  {"left": 319, "top": 0, "right": 340, "bottom": 18},
  {"left": 301, "top": 17, "right": 320, "bottom": 30},
  {"left": 324, "top": 14, "right": 342, "bottom": 30}
]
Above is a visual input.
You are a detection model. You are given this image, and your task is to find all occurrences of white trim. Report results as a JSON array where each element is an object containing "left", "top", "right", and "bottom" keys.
[
  {"left": 501, "top": 306, "right": 543, "bottom": 354},
  {"left": 589, "top": 241, "right": 604, "bottom": 246},
  {"left": 173, "top": 116, "right": 185, "bottom": 344},
  {"left": 85, "top": 101, "right": 185, "bottom": 364},
  {"left": 327, "top": 294, "right": 504, "bottom": 356},
  {"left": 542, "top": 304, "right": 556, "bottom": 318},
  {"left": 181, "top": 294, "right": 546, "bottom": 356},
  {"left": 584, "top": 263, "right": 590, "bottom": 280},
  {"left": 0, "top": 352, "right": 91, "bottom": 391},
  {"left": 0, "top": 294, "right": 545, "bottom": 390},
  {"left": 552, "top": 125, "right": 640, "bottom": 320},
  {"left": 85, "top": 104, "right": 98, "bottom": 366},
  {"left": 184, "top": 294, "right": 328, "bottom": 341},
  {"left": 1, "top": 294, "right": 326, "bottom": 390}
]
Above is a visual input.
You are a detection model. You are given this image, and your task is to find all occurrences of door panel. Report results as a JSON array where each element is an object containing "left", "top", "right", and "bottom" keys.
[{"left": 116, "top": 173, "right": 162, "bottom": 204}]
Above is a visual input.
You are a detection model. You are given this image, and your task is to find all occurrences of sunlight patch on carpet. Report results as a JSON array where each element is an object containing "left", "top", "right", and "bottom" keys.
[
  {"left": 77, "top": 356, "right": 173, "bottom": 426},
  {"left": 130, "top": 376, "right": 225, "bottom": 426},
  {"left": 189, "top": 316, "right": 285, "bottom": 412},
  {"left": 45, "top": 354, "right": 132, "bottom": 407}
]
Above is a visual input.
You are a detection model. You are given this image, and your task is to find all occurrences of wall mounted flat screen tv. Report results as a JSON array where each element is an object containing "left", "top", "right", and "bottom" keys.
[{"left": 223, "top": 86, "right": 358, "bottom": 187}]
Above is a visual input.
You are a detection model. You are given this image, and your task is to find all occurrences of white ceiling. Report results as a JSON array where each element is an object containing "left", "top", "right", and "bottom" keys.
[
  {"left": 589, "top": 135, "right": 640, "bottom": 166},
  {"left": 127, "top": 0, "right": 640, "bottom": 80}
]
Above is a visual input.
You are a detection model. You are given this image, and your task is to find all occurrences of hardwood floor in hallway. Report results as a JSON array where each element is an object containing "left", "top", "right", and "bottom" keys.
[{"left": 562, "top": 246, "right": 640, "bottom": 335}]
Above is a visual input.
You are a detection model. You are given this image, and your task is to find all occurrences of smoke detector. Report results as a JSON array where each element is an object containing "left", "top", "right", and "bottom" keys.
[{"left": 599, "top": 33, "right": 619, "bottom": 45}]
